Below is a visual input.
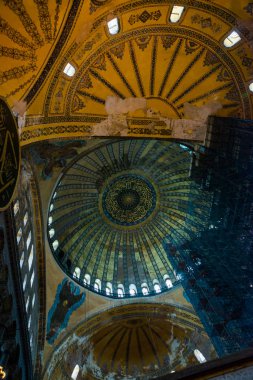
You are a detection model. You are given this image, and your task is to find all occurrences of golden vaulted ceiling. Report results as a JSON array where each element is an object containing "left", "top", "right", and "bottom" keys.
[
  {"left": 43, "top": 303, "right": 216, "bottom": 379},
  {"left": 1, "top": 0, "right": 253, "bottom": 144}
]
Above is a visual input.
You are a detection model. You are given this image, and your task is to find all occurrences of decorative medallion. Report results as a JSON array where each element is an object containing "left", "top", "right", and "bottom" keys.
[
  {"left": 102, "top": 174, "right": 157, "bottom": 226},
  {"left": 0, "top": 97, "right": 20, "bottom": 211}
]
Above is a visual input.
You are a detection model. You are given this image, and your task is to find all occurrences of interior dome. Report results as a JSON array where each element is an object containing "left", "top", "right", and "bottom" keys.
[
  {"left": 44, "top": 303, "right": 216, "bottom": 380},
  {"left": 47, "top": 139, "right": 210, "bottom": 298}
]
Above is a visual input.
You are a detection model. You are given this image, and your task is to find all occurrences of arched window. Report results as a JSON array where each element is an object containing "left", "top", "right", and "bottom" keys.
[
  {"left": 94, "top": 279, "right": 101, "bottom": 292},
  {"left": 194, "top": 349, "right": 206, "bottom": 363},
  {"left": 249, "top": 82, "right": 253, "bottom": 93},
  {"left": 105, "top": 282, "right": 113, "bottom": 296},
  {"left": 71, "top": 364, "right": 80, "bottom": 380},
  {"left": 73, "top": 267, "right": 81, "bottom": 279},
  {"left": 129, "top": 284, "right": 137, "bottom": 296},
  {"left": 28, "top": 245, "right": 34, "bottom": 270},
  {"left": 170, "top": 5, "right": 184, "bottom": 23},
  {"left": 30, "top": 270, "right": 35, "bottom": 287},
  {"left": 153, "top": 279, "right": 161, "bottom": 293},
  {"left": 52, "top": 240, "right": 59, "bottom": 251},
  {"left": 84, "top": 273, "right": 90, "bottom": 285},
  {"left": 23, "top": 211, "right": 28, "bottom": 226},
  {"left": 223, "top": 30, "right": 241, "bottom": 48},
  {"left": 63, "top": 62, "right": 76, "bottom": 77},
  {"left": 17, "top": 227, "right": 22, "bottom": 244},
  {"left": 48, "top": 216, "right": 53, "bottom": 225},
  {"left": 26, "top": 231, "right": 32, "bottom": 249},
  {"left": 49, "top": 228, "right": 55, "bottom": 238},
  {"left": 49, "top": 203, "right": 54, "bottom": 212},
  {"left": 107, "top": 17, "right": 120, "bottom": 35},
  {"left": 164, "top": 274, "right": 173, "bottom": 289},
  {"left": 14, "top": 200, "right": 19, "bottom": 215},
  {"left": 117, "top": 284, "right": 124, "bottom": 297},
  {"left": 20, "top": 251, "right": 24, "bottom": 268},
  {"left": 141, "top": 283, "right": 149, "bottom": 296}
]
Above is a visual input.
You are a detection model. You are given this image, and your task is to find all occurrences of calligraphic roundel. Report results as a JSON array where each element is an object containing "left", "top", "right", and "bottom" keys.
[{"left": 0, "top": 97, "right": 20, "bottom": 211}]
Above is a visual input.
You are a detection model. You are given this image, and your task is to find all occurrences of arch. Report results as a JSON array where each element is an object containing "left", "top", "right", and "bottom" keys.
[
  {"left": 105, "top": 282, "right": 113, "bottom": 296},
  {"left": 194, "top": 349, "right": 207, "bottom": 363},
  {"left": 107, "top": 17, "right": 120, "bottom": 35},
  {"left": 163, "top": 274, "right": 173, "bottom": 289},
  {"left": 117, "top": 284, "right": 124, "bottom": 297},
  {"left": 52, "top": 240, "right": 59, "bottom": 251},
  {"left": 153, "top": 279, "right": 161, "bottom": 293},
  {"left": 141, "top": 283, "right": 149, "bottom": 296},
  {"left": 129, "top": 284, "right": 137, "bottom": 296},
  {"left": 83, "top": 273, "right": 90, "bottom": 285},
  {"left": 63, "top": 62, "right": 76, "bottom": 77},
  {"left": 49, "top": 228, "right": 55, "bottom": 238},
  {"left": 223, "top": 30, "right": 241, "bottom": 48},
  {"left": 169, "top": 6, "right": 184, "bottom": 23},
  {"left": 73, "top": 267, "right": 81, "bottom": 279},
  {"left": 94, "top": 279, "right": 101, "bottom": 292}
]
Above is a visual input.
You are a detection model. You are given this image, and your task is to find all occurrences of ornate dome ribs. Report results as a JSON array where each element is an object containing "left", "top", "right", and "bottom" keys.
[{"left": 48, "top": 139, "right": 211, "bottom": 298}]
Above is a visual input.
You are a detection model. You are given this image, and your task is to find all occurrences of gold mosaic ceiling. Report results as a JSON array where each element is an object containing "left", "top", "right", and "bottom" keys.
[
  {"left": 43, "top": 303, "right": 216, "bottom": 380},
  {"left": 1, "top": 0, "right": 253, "bottom": 144}
]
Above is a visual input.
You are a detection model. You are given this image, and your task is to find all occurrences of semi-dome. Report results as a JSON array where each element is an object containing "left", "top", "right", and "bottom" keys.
[{"left": 48, "top": 139, "right": 210, "bottom": 298}]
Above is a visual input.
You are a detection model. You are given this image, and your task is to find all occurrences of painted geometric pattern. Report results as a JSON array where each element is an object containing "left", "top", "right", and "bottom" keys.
[
  {"left": 48, "top": 139, "right": 211, "bottom": 298},
  {"left": 70, "top": 34, "right": 244, "bottom": 118}
]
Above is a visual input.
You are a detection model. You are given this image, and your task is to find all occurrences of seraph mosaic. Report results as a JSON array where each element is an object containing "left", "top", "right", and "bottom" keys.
[
  {"left": 46, "top": 278, "right": 85, "bottom": 344},
  {"left": 29, "top": 140, "right": 86, "bottom": 180}
]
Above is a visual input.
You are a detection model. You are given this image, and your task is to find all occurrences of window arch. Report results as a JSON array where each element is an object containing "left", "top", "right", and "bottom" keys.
[
  {"left": 83, "top": 273, "right": 91, "bottom": 285},
  {"left": 169, "top": 5, "right": 184, "bottom": 23},
  {"left": 107, "top": 17, "right": 120, "bottom": 35},
  {"left": 94, "top": 279, "right": 101, "bottom": 292},
  {"left": 194, "top": 349, "right": 206, "bottom": 363},
  {"left": 14, "top": 200, "right": 19, "bottom": 215},
  {"left": 153, "top": 279, "right": 161, "bottom": 293},
  {"left": 141, "top": 283, "right": 149, "bottom": 296},
  {"left": 23, "top": 211, "right": 28, "bottom": 226},
  {"left": 71, "top": 364, "right": 80, "bottom": 380},
  {"left": 49, "top": 228, "right": 55, "bottom": 238},
  {"left": 73, "top": 267, "right": 81, "bottom": 279},
  {"left": 52, "top": 240, "right": 59, "bottom": 251},
  {"left": 117, "top": 284, "right": 124, "bottom": 297},
  {"left": 129, "top": 284, "right": 137, "bottom": 296},
  {"left": 105, "top": 282, "right": 113, "bottom": 296},
  {"left": 163, "top": 274, "right": 173, "bottom": 289},
  {"left": 63, "top": 62, "right": 76, "bottom": 77},
  {"left": 223, "top": 30, "right": 241, "bottom": 48}
]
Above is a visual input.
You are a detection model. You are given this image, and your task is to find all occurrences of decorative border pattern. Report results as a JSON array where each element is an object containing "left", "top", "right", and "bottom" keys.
[
  {"left": 62, "top": 26, "right": 250, "bottom": 118},
  {"left": 25, "top": 0, "right": 82, "bottom": 105}
]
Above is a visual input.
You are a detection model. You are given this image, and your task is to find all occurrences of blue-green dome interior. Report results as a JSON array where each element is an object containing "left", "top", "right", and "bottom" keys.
[{"left": 48, "top": 139, "right": 210, "bottom": 298}]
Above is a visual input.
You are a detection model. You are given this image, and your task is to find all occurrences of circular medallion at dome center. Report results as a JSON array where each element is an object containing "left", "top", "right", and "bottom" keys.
[{"left": 102, "top": 174, "right": 157, "bottom": 226}]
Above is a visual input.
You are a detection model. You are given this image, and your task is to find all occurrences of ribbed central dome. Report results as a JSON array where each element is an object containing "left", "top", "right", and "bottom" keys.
[{"left": 48, "top": 139, "right": 210, "bottom": 298}]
